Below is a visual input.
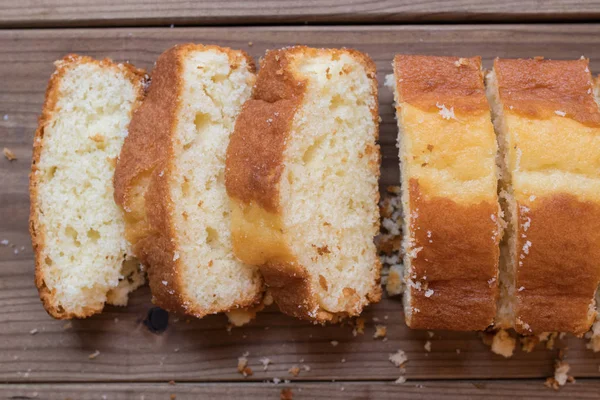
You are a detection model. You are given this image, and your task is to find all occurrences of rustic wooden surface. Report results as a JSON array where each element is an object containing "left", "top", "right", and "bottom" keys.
[
  {"left": 3, "top": 0, "right": 600, "bottom": 27},
  {"left": 3, "top": 381, "right": 600, "bottom": 400},
  {"left": 1, "top": 25, "right": 600, "bottom": 398}
]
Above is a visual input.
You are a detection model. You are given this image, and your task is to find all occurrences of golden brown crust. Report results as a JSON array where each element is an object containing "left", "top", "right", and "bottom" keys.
[
  {"left": 30, "top": 54, "right": 146, "bottom": 319},
  {"left": 406, "top": 180, "right": 499, "bottom": 330},
  {"left": 394, "top": 55, "right": 489, "bottom": 115},
  {"left": 514, "top": 195, "right": 600, "bottom": 336},
  {"left": 226, "top": 46, "right": 380, "bottom": 323},
  {"left": 494, "top": 57, "right": 600, "bottom": 127},
  {"left": 114, "top": 44, "right": 261, "bottom": 318}
]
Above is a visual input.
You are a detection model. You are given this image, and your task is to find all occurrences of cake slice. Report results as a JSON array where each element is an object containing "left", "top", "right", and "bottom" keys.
[
  {"left": 30, "top": 55, "right": 147, "bottom": 319},
  {"left": 225, "top": 46, "right": 381, "bottom": 323},
  {"left": 114, "top": 44, "right": 263, "bottom": 318},
  {"left": 487, "top": 58, "right": 600, "bottom": 336},
  {"left": 390, "top": 55, "right": 501, "bottom": 330}
]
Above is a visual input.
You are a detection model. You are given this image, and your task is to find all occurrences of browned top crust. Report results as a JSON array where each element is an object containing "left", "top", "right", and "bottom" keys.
[
  {"left": 226, "top": 48, "right": 305, "bottom": 214},
  {"left": 494, "top": 57, "right": 600, "bottom": 127},
  {"left": 407, "top": 180, "right": 499, "bottom": 331},
  {"left": 114, "top": 44, "right": 260, "bottom": 317},
  {"left": 30, "top": 54, "right": 147, "bottom": 319},
  {"left": 394, "top": 55, "right": 489, "bottom": 114},
  {"left": 514, "top": 194, "right": 600, "bottom": 336}
]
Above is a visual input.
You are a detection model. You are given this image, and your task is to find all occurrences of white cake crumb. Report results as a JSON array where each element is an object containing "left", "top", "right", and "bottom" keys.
[
  {"left": 389, "top": 349, "right": 408, "bottom": 367},
  {"left": 436, "top": 103, "right": 456, "bottom": 120}
]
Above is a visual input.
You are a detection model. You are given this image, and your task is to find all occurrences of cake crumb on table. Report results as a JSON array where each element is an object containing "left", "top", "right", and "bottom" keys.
[
  {"left": 424, "top": 341, "right": 431, "bottom": 352},
  {"left": 288, "top": 366, "right": 300, "bottom": 377},
  {"left": 259, "top": 357, "right": 272, "bottom": 370},
  {"left": 3, "top": 147, "right": 16, "bottom": 161},
  {"left": 88, "top": 350, "right": 100, "bottom": 359},
  {"left": 389, "top": 349, "right": 408, "bottom": 367},
  {"left": 373, "top": 325, "right": 387, "bottom": 339},
  {"left": 486, "top": 329, "right": 516, "bottom": 358},
  {"left": 237, "top": 354, "right": 253, "bottom": 377}
]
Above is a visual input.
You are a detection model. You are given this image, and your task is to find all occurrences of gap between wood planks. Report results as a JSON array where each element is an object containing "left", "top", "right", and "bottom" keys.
[{"left": 2, "top": 0, "right": 600, "bottom": 29}]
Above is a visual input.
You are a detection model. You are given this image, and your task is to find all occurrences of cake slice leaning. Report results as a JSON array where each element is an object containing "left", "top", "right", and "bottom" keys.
[
  {"left": 30, "top": 55, "right": 147, "bottom": 319},
  {"left": 226, "top": 46, "right": 382, "bottom": 323},
  {"left": 390, "top": 55, "right": 502, "bottom": 330},
  {"left": 114, "top": 44, "right": 263, "bottom": 318},
  {"left": 487, "top": 58, "right": 600, "bottom": 336}
]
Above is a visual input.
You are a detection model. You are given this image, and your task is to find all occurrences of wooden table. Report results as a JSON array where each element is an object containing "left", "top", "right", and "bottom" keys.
[{"left": 1, "top": 2, "right": 600, "bottom": 399}]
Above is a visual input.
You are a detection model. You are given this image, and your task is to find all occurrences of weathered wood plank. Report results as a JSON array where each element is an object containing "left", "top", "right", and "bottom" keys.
[
  {"left": 1, "top": 26, "right": 600, "bottom": 384},
  {"left": 2, "top": 0, "right": 600, "bottom": 28},
  {"left": 2, "top": 381, "right": 600, "bottom": 399}
]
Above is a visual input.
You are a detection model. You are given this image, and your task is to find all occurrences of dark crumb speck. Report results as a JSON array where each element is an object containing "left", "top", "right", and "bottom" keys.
[{"left": 144, "top": 307, "right": 169, "bottom": 333}]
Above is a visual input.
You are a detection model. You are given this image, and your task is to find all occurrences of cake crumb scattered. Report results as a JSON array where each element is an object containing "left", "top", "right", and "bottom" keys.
[
  {"left": 237, "top": 354, "right": 253, "bottom": 377},
  {"left": 394, "top": 376, "right": 407, "bottom": 384},
  {"left": 424, "top": 341, "right": 431, "bottom": 352},
  {"left": 389, "top": 349, "right": 408, "bottom": 367},
  {"left": 330, "top": 340, "right": 339, "bottom": 347},
  {"left": 545, "top": 360, "right": 574, "bottom": 390},
  {"left": 427, "top": 331, "right": 434, "bottom": 338},
  {"left": 586, "top": 320, "right": 600, "bottom": 352},
  {"left": 29, "top": 328, "right": 38, "bottom": 335},
  {"left": 373, "top": 325, "right": 387, "bottom": 339},
  {"left": 259, "top": 357, "right": 272, "bottom": 370},
  {"left": 88, "top": 350, "right": 100, "bottom": 359},
  {"left": 288, "top": 366, "right": 300, "bottom": 377},
  {"left": 386, "top": 265, "right": 405, "bottom": 296},
  {"left": 490, "top": 330, "right": 516, "bottom": 358},
  {"left": 3, "top": 147, "right": 16, "bottom": 161},
  {"left": 520, "top": 335, "right": 539, "bottom": 353}
]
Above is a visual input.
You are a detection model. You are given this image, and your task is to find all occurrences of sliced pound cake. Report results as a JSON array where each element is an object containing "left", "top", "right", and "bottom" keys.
[
  {"left": 226, "top": 46, "right": 382, "bottom": 323},
  {"left": 114, "top": 44, "right": 263, "bottom": 318},
  {"left": 30, "top": 55, "right": 147, "bottom": 319},
  {"left": 487, "top": 58, "right": 600, "bottom": 336},
  {"left": 390, "top": 55, "right": 502, "bottom": 331}
]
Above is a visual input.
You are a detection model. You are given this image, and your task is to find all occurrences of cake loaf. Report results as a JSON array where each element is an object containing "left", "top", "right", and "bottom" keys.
[
  {"left": 225, "top": 46, "right": 382, "bottom": 323},
  {"left": 114, "top": 44, "right": 263, "bottom": 318},
  {"left": 487, "top": 57, "right": 600, "bottom": 335},
  {"left": 390, "top": 55, "right": 502, "bottom": 330},
  {"left": 30, "top": 55, "right": 147, "bottom": 318}
]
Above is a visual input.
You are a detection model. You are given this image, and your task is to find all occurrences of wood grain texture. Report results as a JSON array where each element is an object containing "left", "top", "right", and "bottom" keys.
[
  {"left": 3, "top": 381, "right": 600, "bottom": 399},
  {"left": 2, "top": 0, "right": 600, "bottom": 28},
  {"left": 1, "top": 26, "right": 600, "bottom": 385}
]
